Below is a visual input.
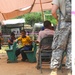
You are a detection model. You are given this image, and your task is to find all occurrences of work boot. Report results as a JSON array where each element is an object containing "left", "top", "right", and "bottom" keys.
[
  {"left": 49, "top": 68, "right": 57, "bottom": 75},
  {"left": 67, "top": 69, "right": 72, "bottom": 75}
]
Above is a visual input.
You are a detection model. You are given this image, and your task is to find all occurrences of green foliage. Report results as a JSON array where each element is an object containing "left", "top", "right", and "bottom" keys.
[
  {"left": 16, "top": 10, "right": 57, "bottom": 26},
  {"left": 44, "top": 10, "right": 57, "bottom": 25},
  {"left": 24, "top": 12, "right": 43, "bottom": 26},
  {"left": 45, "top": 15, "right": 57, "bottom": 25}
]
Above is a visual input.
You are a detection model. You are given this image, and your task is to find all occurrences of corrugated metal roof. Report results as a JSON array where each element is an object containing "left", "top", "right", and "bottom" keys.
[{"left": 2, "top": 19, "right": 25, "bottom": 25}]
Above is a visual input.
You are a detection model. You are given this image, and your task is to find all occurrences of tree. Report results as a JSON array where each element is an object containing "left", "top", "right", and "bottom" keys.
[
  {"left": 23, "top": 12, "right": 43, "bottom": 26},
  {"left": 16, "top": 11, "right": 57, "bottom": 26},
  {"left": 44, "top": 14, "right": 57, "bottom": 25},
  {"left": 44, "top": 11, "right": 57, "bottom": 25}
]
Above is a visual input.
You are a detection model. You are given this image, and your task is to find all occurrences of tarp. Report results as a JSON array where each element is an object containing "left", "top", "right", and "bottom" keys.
[
  {"left": 31, "top": 0, "right": 52, "bottom": 12},
  {"left": 0, "top": 0, "right": 52, "bottom": 21}
]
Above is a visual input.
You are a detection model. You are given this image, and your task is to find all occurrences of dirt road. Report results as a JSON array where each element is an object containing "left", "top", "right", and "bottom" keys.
[{"left": 0, "top": 53, "right": 67, "bottom": 75}]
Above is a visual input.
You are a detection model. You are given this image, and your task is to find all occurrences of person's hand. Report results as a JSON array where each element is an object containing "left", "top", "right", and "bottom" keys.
[
  {"left": 33, "top": 40, "right": 38, "bottom": 43},
  {"left": 13, "top": 39, "right": 18, "bottom": 42}
]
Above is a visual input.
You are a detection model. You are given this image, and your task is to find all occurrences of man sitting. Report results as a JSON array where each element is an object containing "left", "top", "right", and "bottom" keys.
[
  {"left": 8, "top": 32, "right": 16, "bottom": 48},
  {"left": 15, "top": 30, "right": 32, "bottom": 61},
  {"left": 36, "top": 20, "right": 55, "bottom": 69}
]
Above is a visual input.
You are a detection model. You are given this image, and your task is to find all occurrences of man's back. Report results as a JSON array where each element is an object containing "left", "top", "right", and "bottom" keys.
[{"left": 37, "top": 29, "right": 54, "bottom": 42}]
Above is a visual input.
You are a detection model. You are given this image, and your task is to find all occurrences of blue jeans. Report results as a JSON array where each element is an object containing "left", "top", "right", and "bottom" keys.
[{"left": 15, "top": 45, "right": 32, "bottom": 60}]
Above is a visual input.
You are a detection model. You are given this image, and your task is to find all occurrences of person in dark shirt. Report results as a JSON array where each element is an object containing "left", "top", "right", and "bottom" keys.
[
  {"left": 0, "top": 33, "right": 3, "bottom": 50},
  {"left": 8, "top": 32, "right": 16, "bottom": 47}
]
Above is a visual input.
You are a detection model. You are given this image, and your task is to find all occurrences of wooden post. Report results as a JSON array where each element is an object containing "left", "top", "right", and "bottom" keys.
[{"left": 40, "top": 0, "right": 44, "bottom": 21}]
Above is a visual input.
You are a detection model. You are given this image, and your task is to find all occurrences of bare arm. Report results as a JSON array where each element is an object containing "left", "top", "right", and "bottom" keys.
[
  {"left": 8, "top": 39, "right": 13, "bottom": 44},
  {"left": 51, "top": 4, "right": 59, "bottom": 20}
]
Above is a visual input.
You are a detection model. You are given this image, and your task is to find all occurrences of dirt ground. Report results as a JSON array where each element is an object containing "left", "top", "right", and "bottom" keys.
[
  {"left": 0, "top": 53, "right": 68, "bottom": 75},
  {"left": 0, "top": 46, "right": 67, "bottom": 75}
]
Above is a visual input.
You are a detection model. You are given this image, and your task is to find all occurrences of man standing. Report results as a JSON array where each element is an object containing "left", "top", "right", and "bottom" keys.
[{"left": 49, "top": 0, "right": 71, "bottom": 75}]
